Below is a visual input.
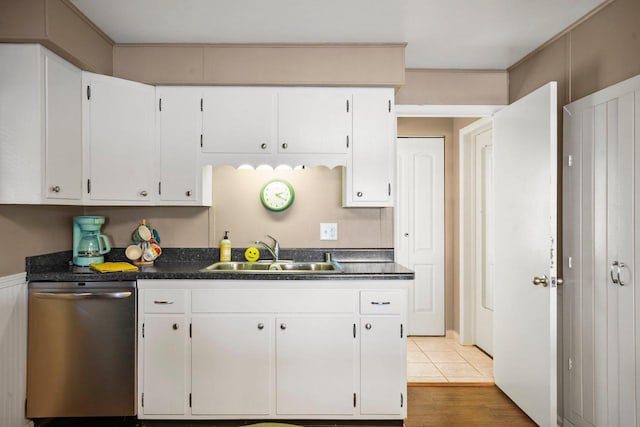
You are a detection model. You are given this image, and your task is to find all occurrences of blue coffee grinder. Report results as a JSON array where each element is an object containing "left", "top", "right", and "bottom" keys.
[{"left": 72, "top": 216, "right": 111, "bottom": 266}]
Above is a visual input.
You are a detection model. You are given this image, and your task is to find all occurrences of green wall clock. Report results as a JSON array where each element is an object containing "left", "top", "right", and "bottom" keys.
[{"left": 260, "top": 179, "right": 295, "bottom": 212}]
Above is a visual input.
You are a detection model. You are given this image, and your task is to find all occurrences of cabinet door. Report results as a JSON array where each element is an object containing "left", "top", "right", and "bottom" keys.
[
  {"left": 0, "top": 44, "right": 42, "bottom": 203},
  {"left": 277, "top": 91, "right": 351, "bottom": 154},
  {"left": 276, "top": 316, "right": 356, "bottom": 415},
  {"left": 191, "top": 315, "right": 272, "bottom": 415},
  {"left": 202, "top": 87, "right": 275, "bottom": 154},
  {"left": 360, "top": 316, "right": 404, "bottom": 415},
  {"left": 84, "top": 73, "right": 155, "bottom": 202},
  {"left": 344, "top": 90, "right": 395, "bottom": 207},
  {"left": 142, "top": 316, "right": 188, "bottom": 415},
  {"left": 157, "top": 87, "right": 201, "bottom": 202},
  {"left": 44, "top": 51, "right": 82, "bottom": 201}
]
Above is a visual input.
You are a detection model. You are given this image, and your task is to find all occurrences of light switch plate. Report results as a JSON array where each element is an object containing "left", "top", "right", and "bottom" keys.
[{"left": 320, "top": 223, "right": 338, "bottom": 240}]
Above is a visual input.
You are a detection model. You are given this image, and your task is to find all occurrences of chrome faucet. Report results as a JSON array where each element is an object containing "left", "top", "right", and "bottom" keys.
[{"left": 255, "top": 235, "right": 280, "bottom": 261}]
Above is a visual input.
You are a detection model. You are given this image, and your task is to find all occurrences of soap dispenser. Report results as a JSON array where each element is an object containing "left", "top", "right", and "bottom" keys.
[{"left": 219, "top": 231, "right": 231, "bottom": 262}]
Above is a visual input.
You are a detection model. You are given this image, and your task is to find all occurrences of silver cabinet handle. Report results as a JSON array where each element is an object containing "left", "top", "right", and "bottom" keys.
[
  {"left": 33, "top": 291, "right": 132, "bottom": 300},
  {"left": 51, "top": 185, "right": 61, "bottom": 193},
  {"left": 280, "top": 323, "right": 287, "bottom": 330},
  {"left": 404, "top": 233, "right": 409, "bottom": 237},
  {"left": 258, "top": 323, "right": 264, "bottom": 330},
  {"left": 281, "top": 143, "right": 288, "bottom": 149},
  {"left": 611, "top": 261, "right": 626, "bottom": 286},
  {"left": 172, "top": 323, "right": 179, "bottom": 330},
  {"left": 532, "top": 275, "right": 549, "bottom": 287},
  {"left": 154, "top": 300, "right": 174, "bottom": 304},
  {"left": 186, "top": 190, "right": 192, "bottom": 197},
  {"left": 371, "top": 301, "right": 391, "bottom": 305},
  {"left": 140, "top": 190, "right": 148, "bottom": 197},
  {"left": 365, "top": 323, "right": 372, "bottom": 330},
  {"left": 261, "top": 143, "right": 267, "bottom": 149}
]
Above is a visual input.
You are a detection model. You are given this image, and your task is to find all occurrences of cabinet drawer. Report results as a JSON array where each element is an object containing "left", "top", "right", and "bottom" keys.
[
  {"left": 143, "top": 290, "right": 187, "bottom": 313},
  {"left": 360, "top": 291, "right": 402, "bottom": 314}
]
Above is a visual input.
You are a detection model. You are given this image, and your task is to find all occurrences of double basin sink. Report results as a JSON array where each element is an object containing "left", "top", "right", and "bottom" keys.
[{"left": 202, "top": 260, "right": 343, "bottom": 273}]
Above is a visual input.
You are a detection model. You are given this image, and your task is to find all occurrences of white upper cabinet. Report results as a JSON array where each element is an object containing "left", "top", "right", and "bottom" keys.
[
  {"left": 202, "top": 87, "right": 276, "bottom": 155},
  {"left": 277, "top": 90, "right": 352, "bottom": 155},
  {"left": 156, "top": 87, "right": 211, "bottom": 205},
  {"left": 343, "top": 89, "right": 395, "bottom": 207},
  {"left": 44, "top": 52, "right": 83, "bottom": 201},
  {"left": 83, "top": 72, "right": 155, "bottom": 203},
  {"left": 0, "top": 44, "right": 82, "bottom": 204}
]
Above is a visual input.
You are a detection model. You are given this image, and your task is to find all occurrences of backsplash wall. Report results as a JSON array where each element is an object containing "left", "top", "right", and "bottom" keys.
[{"left": 0, "top": 167, "right": 392, "bottom": 276}]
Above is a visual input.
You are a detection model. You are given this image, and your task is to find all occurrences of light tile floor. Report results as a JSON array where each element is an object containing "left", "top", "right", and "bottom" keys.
[{"left": 407, "top": 335, "right": 494, "bottom": 383}]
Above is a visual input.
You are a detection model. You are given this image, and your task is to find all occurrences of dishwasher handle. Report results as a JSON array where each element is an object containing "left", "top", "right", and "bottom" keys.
[{"left": 32, "top": 291, "right": 133, "bottom": 300}]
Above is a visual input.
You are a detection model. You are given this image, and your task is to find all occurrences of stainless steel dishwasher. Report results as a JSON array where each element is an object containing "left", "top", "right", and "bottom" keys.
[{"left": 27, "top": 281, "right": 136, "bottom": 418}]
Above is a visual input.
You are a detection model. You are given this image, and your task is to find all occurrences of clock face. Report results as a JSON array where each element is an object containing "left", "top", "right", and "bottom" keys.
[{"left": 260, "top": 179, "right": 295, "bottom": 212}]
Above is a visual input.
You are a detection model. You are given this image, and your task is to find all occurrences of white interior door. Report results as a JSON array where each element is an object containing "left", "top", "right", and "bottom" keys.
[
  {"left": 474, "top": 131, "right": 494, "bottom": 356},
  {"left": 397, "top": 137, "right": 445, "bottom": 335},
  {"left": 493, "top": 82, "right": 558, "bottom": 427}
]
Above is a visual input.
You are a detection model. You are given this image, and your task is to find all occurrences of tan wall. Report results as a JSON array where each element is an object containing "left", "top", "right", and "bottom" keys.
[
  {"left": 396, "top": 69, "right": 509, "bottom": 105},
  {"left": 113, "top": 43, "right": 406, "bottom": 86},
  {"left": 210, "top": 167, "right": 392, "bottom": 249},
  {"left": 0, "top": 205, "right": 82, "bottom": 276},
  {"left": 509, "top": 0, "right": 640, "bottom": 104},
  {"left": 396, "top": 117, "right": 477, "bottom": 333},
  {"left": 0, "top": 0, "right": 114, "bottom": 74}
]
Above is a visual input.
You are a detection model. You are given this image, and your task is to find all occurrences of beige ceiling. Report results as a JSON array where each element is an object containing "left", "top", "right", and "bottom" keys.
[{"left": 71, "top": 0, "right": 606, "bottom": 70}]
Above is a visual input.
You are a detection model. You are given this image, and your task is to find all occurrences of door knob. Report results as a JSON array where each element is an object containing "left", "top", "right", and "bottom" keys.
[{"left": 532, "top": 275, "right": 549, "bottom": 287}]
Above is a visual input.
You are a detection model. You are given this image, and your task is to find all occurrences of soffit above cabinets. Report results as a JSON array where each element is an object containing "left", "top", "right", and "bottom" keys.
[{"left": 70, "top": 0, "right": 607, "bottom": 69}]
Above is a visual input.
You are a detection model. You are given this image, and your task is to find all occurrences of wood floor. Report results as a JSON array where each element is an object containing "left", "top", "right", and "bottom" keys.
[
  {"left": 405, "top": 385, "right": 536, "bottom": 427},
  {"left": 35, "top": 386, "right": 536, "bottom": 427}
]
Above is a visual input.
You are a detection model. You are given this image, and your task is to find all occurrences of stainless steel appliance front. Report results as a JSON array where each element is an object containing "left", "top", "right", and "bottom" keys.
[{"left": 27, "top": 281, "right": 136, "bottom": 418}]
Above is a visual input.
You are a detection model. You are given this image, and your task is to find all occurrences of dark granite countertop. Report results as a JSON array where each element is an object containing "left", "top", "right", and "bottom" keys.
[{"left": 26, "top": 248, "right": 414, "bottom": 282}]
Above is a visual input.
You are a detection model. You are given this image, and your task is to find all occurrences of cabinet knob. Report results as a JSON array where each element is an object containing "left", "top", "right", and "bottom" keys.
[
  {"left": 280, "top": 323, "right": 287, "bottom": 330},
  {"left": 404, "top": 233, "right": 409, "bottom": 237},
  {"left": 356, "top": 192, "right": 363, "bottom": 197},
  {"left": 172, "top": 323, "right": 179, "bottom": 330},
  {"left": 281, "top": 143, "right": 288, "bottom": 150},
  {"left": 51, "top": 185, "right": 61, "bottom": 193},
  {"left": 186, "top": 190, "right": 192, "bottom": 197},
  {"left": 257, "top": 323, "right": 264, "bottom": 330},
  {"left": 261, "top": 143, "right": 268, "bottom": 150},
  {"left": 140, "top": 190, "right": 148, "bottom": 197},
  {"left": 365, "top": 323, "right": 372, "bottom": 330}
]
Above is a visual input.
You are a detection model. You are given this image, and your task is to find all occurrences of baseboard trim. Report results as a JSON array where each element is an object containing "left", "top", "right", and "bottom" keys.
[{"left": 408, "top": 382, "right": 495, "bottom": 387}]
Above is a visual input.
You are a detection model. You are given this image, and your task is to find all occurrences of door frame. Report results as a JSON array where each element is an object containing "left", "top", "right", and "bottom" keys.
[
  {"left": 395, "top": 105, "right": 504, "bottom": 339},
  {"left": 458, "top": 117, "right": 494, "bottom": 345}
]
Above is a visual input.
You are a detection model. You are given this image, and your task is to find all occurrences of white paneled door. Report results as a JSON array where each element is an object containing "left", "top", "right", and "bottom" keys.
[
  {"left": 493, "top": 82, "right": 558, "bottom": 427},
  {"left": 474, "top": 131, "right": 494, "bottom": 356},
  {"left": 397, "top": 137, "right": 445, "bottom": 336}
]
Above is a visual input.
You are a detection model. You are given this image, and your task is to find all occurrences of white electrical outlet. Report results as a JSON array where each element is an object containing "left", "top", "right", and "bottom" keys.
[{"left": 320, "top": 223, "right": 338, "bottom": 240}]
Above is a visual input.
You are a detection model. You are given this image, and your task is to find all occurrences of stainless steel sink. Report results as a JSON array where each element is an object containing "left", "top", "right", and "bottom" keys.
[{"left": 202, "top": 261, "right": 343, "bottom": 273}]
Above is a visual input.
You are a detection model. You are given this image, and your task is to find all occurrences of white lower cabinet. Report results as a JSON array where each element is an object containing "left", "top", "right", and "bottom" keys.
[
  {"left": 142, "top": 316, "right": 189, "bottom": 415},
  {"left": 360, "top": 317, "right": 405, "bottom": 415},
  {"left": 191, "top": 315, "right": 272, "bottom": 415},
  {"left": 138, "top": 280, "right": 408, "bottom": 420},
  {"left": 275, "top": 316, "right": 356, "bottom": 415}
]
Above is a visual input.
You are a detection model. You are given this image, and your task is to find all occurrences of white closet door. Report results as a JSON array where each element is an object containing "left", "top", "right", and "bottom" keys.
[
  {"left": 563, "top": 74, "right": 640, "bottom": 427},
  {"left": 606, "top": 92, "right": 636, "bottom": 427},
  {"left": 397, "top": 137, "right": 445, "bottom": 336}
]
